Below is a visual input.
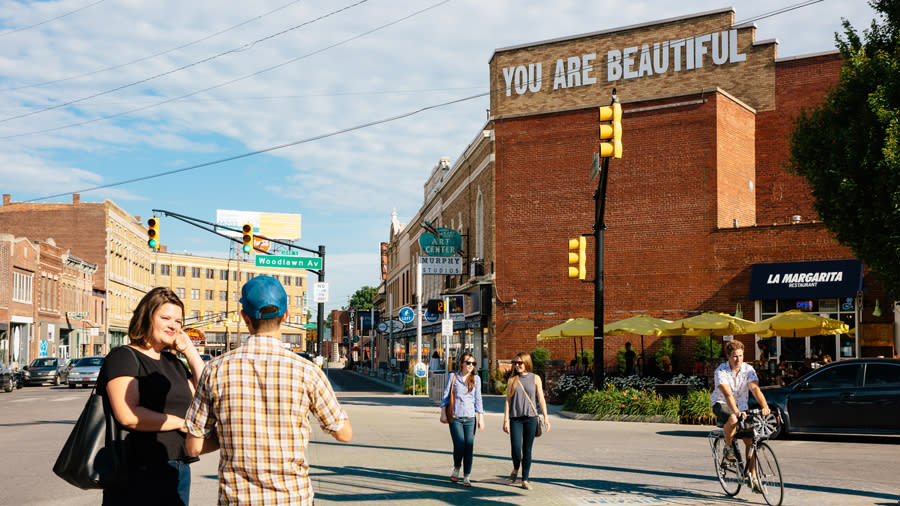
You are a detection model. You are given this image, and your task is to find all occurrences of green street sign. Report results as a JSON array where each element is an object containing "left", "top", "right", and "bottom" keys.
[{"left": 255, "top": 255, "right": 322, "bottom": 269}]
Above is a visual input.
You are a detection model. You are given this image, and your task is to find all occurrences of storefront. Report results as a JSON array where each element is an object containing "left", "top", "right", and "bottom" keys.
[{"left": 749, "top": 260, "right": 862, "bottom": 363}]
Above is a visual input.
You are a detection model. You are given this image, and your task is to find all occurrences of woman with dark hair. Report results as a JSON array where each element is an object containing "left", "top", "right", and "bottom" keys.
[
  {"left": 439, "top": 351, "right": 484, "bottom": 487},
  {"left": 97, "top": 287, "right": 209, "bottom": 505},
  {"left": 503, "top": 352, "right": 550, "bottom": 491}
]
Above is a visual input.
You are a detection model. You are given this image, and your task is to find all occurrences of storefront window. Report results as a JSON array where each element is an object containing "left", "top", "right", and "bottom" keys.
[{"left": 759, "top": 297, "right": 857, "bottom": 363}]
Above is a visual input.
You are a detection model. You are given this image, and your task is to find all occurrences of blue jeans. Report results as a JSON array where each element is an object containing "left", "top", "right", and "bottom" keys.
[
  {"left": 169, "top": 459, "right": 192, "bottom": 506},
  {"left": 102, "top": 459, "right": 191, "bottom": 506},
  {"left": 449, "top": 416, "right": 476, "bottom": 475},
  {"left": 509, "top": 416, "right": 538, "bottom": 481}
]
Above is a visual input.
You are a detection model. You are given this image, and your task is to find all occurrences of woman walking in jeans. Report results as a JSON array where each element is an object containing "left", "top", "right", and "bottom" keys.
[
  {"left": 440, "top": 351, "right": 484, "bottom": 487},
  {"left": 503, "top": 352, "right": 550, "bottom": 490}
]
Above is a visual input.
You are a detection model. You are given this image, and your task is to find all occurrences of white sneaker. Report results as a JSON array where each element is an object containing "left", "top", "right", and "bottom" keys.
[{"left": 750, "top": 475, "right": 763, "bottom": 494}]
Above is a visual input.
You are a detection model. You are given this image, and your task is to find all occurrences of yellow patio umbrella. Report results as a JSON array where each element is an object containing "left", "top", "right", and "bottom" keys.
[
  {"left": 604, "top": 314, "right": 673, "bottom": 375},
  {"left": 663, "top": 311, "right": 756, "bottom": 336},
  {"left": 603, "top": 314, "right": 674, "bottom": 336},
  {"left": 537, "top": 318, "right": 595, "bottom": 368},
  {"left": 744, "top": 310, "right": 849, "bottom": 338}
]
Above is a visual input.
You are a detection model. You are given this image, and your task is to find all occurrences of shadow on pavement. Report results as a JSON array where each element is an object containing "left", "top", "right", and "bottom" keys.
[{"left": 312, "top": 440, "right": 898, "bottom": 502}]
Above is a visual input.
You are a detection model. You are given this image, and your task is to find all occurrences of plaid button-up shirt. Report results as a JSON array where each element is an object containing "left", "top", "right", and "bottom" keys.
[{"left": 185, "top": 335, "right": 347, "bottom": 505}]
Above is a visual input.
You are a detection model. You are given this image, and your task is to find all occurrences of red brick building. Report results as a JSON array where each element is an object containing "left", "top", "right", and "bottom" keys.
[{"left": 488, "top": 8, "right": 895, "bottom": 372}]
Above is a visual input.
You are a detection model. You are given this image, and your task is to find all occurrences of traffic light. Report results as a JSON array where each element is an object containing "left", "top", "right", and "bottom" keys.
[
  {"left": 241, "top": 224, "right": 254, "bottom": 254},
  {"left": 598, "top": 101, "right": 622, "bottom": 159},
  {"left": 568, "top": 236, "right": 586, "bottom": 280},
  {"left": 147, "top": 217, "right": 159, "bottom": 249}
]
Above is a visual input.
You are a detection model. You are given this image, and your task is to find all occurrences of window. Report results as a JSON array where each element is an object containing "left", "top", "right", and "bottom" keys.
[
  {"left": 295, "top": 296, "right": 303, "bottom": 306},
  {"left": 865, "top": 364, "right": 900, "bottom": 386},
  {"left": 219, "top": 291, "right": 228, "bottom": 301},
  {"left": 205, "top": 290, "right": 214, "bottom": 301},
  {"left": 191, "top": 310, "right": 200, "bottom": 320},
  {"left": 246, "top": 273, "right": 255, "bottom": 281},
  {"left": 150, "top": 264, "right": 155, "bottom": 275},
  {"left": 205, "top": 311, "right": 213, "bottom": 320},
  {"left": 807, "top": 364, "right": 860, "bottom": 389},
  {"left": 283, "top": 276, "right": 291, "bottom": 286},
  {"left": 206, "top": 268, "right": 215, "bottom": 279},
  {"left": 176, "top": 288, "right": 185, "bottom": 299},
  {"left": 192, "top": 289, "right": 200, "bottom": 300},
  {"left": 176, "top": 266, "right": 186, "bottom": 277},
  {"left": 220, "top": 270, "right": 229, "bottom": 281},
  {"left": 295, "top": 276, "right": 303, "bottom": 287},
  {"left": 191, "top": 267, "right": 201, "bottom": 278},
  {"left": 13, "top": 272, "right": 32, "bottom": 303},
  {"left": 233, "top": 271, "right": 239, "bottom": 281},
  {"left": 160, "top": 264, "right": 171, "bottom": 276}
]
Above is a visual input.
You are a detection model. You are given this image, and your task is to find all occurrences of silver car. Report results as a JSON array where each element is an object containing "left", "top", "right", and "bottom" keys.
[
  {"left": 67, "top": 356, "right": 104, "bottom": 389},
  {"left": 56, "top": 358, "right": 78, "bottom": 385}
]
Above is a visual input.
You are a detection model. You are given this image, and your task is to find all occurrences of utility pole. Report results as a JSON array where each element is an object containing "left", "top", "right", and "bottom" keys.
[{"left": 316, "top": 244, "right": 325, "bottom": 356}]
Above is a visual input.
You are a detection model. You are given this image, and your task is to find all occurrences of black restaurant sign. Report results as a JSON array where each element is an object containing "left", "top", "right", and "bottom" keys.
[{"left": 748, "top": 260, "right": 863, "bottom": 300}]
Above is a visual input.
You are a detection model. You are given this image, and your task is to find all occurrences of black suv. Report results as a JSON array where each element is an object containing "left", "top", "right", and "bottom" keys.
[
  {"left": 24, "top": 357, "right": 61, "bottom": 386},
  {"left": 751, "top": 358, "right": 900, "bottom": 438}
]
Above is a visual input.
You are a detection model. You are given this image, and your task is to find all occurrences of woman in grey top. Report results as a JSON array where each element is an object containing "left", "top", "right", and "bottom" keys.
[{"left": 502, "top": 352, "right": 550, "bottom": 490}]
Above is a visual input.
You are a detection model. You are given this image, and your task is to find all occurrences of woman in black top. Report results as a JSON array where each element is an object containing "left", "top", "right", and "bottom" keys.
[
  {"left": 502, "top": 352, "right": 550, "bottom": 491},
  {"left": 97, "top": 287, "right": 209, "bottom": 506}
]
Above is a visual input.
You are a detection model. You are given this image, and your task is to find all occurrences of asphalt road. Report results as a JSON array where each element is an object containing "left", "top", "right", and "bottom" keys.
[{"left": 1, "top": 369, "right": 898, "bottom": 506}]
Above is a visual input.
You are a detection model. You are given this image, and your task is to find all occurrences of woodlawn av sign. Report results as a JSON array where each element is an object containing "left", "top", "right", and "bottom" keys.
[{"left": 489, "top": 8, "right": 778, "bottom": 117}]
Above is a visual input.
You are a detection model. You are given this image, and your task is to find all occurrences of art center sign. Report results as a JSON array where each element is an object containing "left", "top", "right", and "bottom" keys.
[
  {"left": 418, "top": 227, "right": 462, "bottom": 257},
  {"left": 420, "top": 256, "right": 462, "bottom": 275}
]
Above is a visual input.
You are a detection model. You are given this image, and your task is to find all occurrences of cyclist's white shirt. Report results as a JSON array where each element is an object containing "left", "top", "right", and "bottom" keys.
[{"left": 710, "top": 362, "right": 758, "bottom": 410}]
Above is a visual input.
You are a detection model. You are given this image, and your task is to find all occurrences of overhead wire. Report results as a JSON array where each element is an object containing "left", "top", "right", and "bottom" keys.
[
  {"left": 0, "top": 0, "right": 452, "bottom": 140},
  {"left": 0, "top": 0, "right": 105, "bottom": 39},
  {"left": 25, "top": 91, "right": 489, "bottom": 202},
  {"left": 2, "top": 0, "right": 305, "bottom": 92},
  {"left": 0, "top": 0, "right": 373, "bottom": 125}
]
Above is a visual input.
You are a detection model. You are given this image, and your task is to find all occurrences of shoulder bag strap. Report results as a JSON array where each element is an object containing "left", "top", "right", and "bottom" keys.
[{"left": 518, "top": 377, "right": 540, "bottom": 417}]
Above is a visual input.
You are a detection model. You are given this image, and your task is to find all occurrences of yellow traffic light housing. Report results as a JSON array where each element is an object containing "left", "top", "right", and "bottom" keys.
[
  {"left": 241, "top": 224, "right": 254, "bottom": 254},
  {"left": 568, "top": 237, "right": 586, "bottom": 280},
  {"left": 598, "top": 102, "right": 622, "bottom": 159},
  {"left": 147, "top": 217, "right": 159, "bottom": 249}
]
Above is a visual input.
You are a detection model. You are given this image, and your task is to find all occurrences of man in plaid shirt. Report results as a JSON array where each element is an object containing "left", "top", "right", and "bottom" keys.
[{"left": 185, "top": 275, "right": 352, "bottom": 505}]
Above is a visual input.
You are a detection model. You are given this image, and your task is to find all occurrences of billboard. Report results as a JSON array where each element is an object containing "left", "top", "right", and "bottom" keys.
[{"left": 216, "top": 209, "right": 302, "bottom": 241}]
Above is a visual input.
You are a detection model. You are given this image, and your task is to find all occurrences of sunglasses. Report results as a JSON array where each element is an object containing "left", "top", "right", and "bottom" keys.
[
  {"left": 464, "top": 361, "right": 477, "bottom": 365},
  {"left": 512, "top": 361, "right": 524, "bottom": 365}
]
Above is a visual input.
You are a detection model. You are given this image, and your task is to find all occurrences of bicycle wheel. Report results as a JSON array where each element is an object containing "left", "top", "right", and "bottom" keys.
[
  {"left": 711, "top": 436, "right": 742, "bottom": 496},
  {"left": 755, "top": 442, "right": 784, "bottom": 506}
]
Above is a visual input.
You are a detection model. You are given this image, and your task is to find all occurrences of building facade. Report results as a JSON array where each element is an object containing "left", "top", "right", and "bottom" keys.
[
  {"left": 383, "top": 8, "right": 897, "bottom": 378},
  {"left": 0, "top": 193, "right": 151, "bottom": 351},
  {"left": 150, "top": 248, "right": 309, "bottom": 354}
]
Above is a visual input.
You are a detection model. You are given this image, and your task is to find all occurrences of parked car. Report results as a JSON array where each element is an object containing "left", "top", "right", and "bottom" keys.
[
  {"left": 751, "top": 358, "right": 900, "bottom": 438},
  {"left": 23, "top": 357, "right": 60, "bottom": 386},
  {"left": 199, "top": 354, "right": 212, "bottom": 363},
  {"left": 56, "top": 358, "right": 78, "bottom": 385},
  {"left": 1, "top": 361, "right": 15, "bottom": 392},
  {"left": 67, "top": 356, "right": 105, "bottom": 389}
]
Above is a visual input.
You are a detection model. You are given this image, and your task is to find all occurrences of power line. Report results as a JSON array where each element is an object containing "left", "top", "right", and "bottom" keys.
[
  {"left": 0, "top": 0, "right": 105, "bottom": 39},
  {"left": 25, "top": 91, "right": 488, "bottom": 202},
  {"left": 2, "top": 0, "right": 305, "bottom": 92},
  {"left": 0, "top": 0, "right": 373, "bottom": 125},
  {"left": 0, "top": 0, "right": 452, "bottom": 140}
]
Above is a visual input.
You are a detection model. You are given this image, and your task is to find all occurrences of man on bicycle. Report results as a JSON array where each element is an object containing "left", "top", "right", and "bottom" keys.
[{"left": 711, "top": 340, "right": 771, "bottom": 492}]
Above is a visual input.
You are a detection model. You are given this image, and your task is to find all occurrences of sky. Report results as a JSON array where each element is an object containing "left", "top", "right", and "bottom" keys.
[{"left": 0, "top": 0, "right": 880, "bottom": 319}]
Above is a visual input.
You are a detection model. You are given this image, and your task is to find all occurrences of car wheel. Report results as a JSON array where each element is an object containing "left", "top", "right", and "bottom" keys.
[
  {"left": 54, "top": 375, "right": 60, "bottom": 386},
  {"left": 3, "top": 377, "right": 12, "bottom": 392},
  {"left": 769, "top": 408, "right": 786, "bottom": 439},
  {"left": 68, "top": 383, "right": 76, "bottom": 389}
]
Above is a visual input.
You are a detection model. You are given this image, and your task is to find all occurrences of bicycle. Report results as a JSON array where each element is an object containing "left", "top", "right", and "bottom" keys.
[{"left": 708, "top": 408, "right": 784, "bottom": 506}]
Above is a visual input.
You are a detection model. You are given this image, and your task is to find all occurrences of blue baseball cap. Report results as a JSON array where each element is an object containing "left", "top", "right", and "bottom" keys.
[{"left": 240, "top": 275, "right": 287, "bottom": 320}]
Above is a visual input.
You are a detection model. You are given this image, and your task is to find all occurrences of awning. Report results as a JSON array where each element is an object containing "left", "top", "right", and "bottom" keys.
[{"left": 748, "top": 259, "right": 862, "bottom": 300}]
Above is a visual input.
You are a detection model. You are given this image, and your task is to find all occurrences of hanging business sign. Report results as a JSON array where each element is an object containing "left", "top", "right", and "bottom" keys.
[
  {"left": 420, "top": 256, "right": 462, "bottom": 275},
  {"left": 748, "top": 260, "right": 863, "bottom": 300},
  {"left": 418, "top": 228, "right": 462, "bottom": 257}
]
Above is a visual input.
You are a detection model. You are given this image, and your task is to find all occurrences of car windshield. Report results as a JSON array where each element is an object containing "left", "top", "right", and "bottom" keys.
[
  {"left": 75, "top": 357, "right": 104, "bottom": 367},
  {"left": 31, "top": 358, "right": 58, "bottom": 367}
]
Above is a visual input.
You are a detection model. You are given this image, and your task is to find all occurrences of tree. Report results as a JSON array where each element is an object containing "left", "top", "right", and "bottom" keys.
[
  {"left": 788, "top": 0, "right": 900, "bottom": 292},
  {"left": 347, "top": 286, "right": 377, "bottom": 310}
]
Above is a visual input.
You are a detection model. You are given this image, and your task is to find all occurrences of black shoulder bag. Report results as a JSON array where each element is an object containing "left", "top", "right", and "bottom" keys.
[{"left": 53, "top": 346, "right": 140, "bottom": 489}]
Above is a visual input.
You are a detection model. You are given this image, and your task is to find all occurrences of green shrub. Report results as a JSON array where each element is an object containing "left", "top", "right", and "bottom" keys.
[
  {"left": 615, "top": 347, "right": 626, "bottom": 375},
  {"left": 531, "top": 347, "right": 551, "bottom": 382},
  {"left": 575, "top": 349, "right": 593, "bottom": 369},
  {"left": 655, "top": 338, "right": 674, "bottom": 373},
  {"left": 680, "top": 389, "right": 714, "bottom": 419},
  {"left": 693, "top": 335, "right": 722, "bottom": 362},
  {"left": 553, "top": 374, "right": 595, "bottom": 409},
  {"left": 403, "top": 375, "right": 426, "bottom": 395}
]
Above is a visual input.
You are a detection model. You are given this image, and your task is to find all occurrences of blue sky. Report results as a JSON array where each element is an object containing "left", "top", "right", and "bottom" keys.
[{"left": 0, "top": 0, "right": 879, "bottom": 318}]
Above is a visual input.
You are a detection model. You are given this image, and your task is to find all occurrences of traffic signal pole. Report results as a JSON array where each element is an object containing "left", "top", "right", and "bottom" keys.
[
  {"left": 317, "top": 245, "right": 325, "bottom": 356},
  {"left": 592, "top": 90, "right": 621, "bottom": 389}
]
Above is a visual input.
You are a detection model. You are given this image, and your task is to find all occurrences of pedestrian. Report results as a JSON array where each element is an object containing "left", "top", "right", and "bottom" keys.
[
  {"left": 97, "top": 287, "right": 207, "bottom": 506},
  {"left": 502, "top": 352, "right": 550, "bottom": 491},
  {"left": 429, "top": 349, "right": 442, "bottom": 371},
  {"left": 184, "top": 275, "right": 352, "bottom": 505},
  {"left": 440, "top": 351, "right": 485, "bottom": 487},
  {"left": 624, "top": 341, "right": 637, "bottom": 376}
]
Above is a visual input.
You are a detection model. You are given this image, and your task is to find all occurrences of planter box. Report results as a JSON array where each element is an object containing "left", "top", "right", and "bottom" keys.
[{"left": 654, "top": 383, "right": 697, "bottom": 398}]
